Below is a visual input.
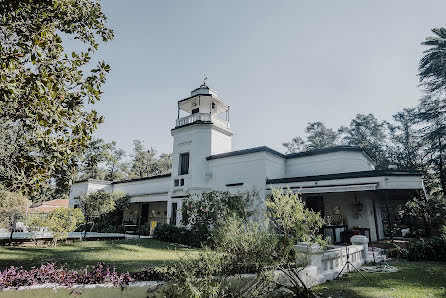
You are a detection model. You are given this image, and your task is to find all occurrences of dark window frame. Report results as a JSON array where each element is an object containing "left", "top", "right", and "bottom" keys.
[{"left": 179, "top": 152, "right": 190, "bottom": 175}]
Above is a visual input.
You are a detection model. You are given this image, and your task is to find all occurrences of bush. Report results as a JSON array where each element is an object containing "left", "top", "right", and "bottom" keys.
[
  {"left": 213, "top": 216, "right": 280, "bottom": 274},
  {"left": 181, "top": 190, "right": 258, "bottom": 246},
  {"left": 408, "top": 236, "right": 446, "bottom": 261},
  {"left": 0, "top": 262, "right": 169, "bottom": 290},
  {"left": 81, "top": 191, "right": 130, "bottom": 233},
  {"left": 40, "top": 208, "right": 84, "bottom": 245},
  {"left": 77, "top": 190, "right": 115, "bottom": 217},
  {"left": 0, "top": 186, "right": 29, "bottom": 228},
  {"left": 153, "top": 223, "right": 205, "bottom": 248}
]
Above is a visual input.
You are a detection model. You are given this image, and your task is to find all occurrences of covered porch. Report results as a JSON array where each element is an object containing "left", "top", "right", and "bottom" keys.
[
  {"left": 122, "top": 200, "right": 179, "bottom": 234},
  {"left": 266, "top": 170, "right": 424, "bottom": 243}
]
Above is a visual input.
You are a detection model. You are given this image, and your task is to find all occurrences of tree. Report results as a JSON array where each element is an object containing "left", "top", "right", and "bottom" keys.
[
  {"left": 104, "top": 142, "right": 127, "bottom": 180},
  {"left": 166, "top": 188, "right": 326, "bottom": 297},
  {"left": 0, "top": 186, "right": 29, "bottom": 228},
  {"left": 154, "top": 153, "right": 172, "bottom": 176},
  {"left": 0, "top": 0, "right": 113, "bottom": 194},
  {"left": 387, "top": 108, "right": 423, "bottom": 170},
  {"left": 305, "top": 122, "right": 338, "bottom": 150},
  {"left": 417, "top": 95, "right": 446, "bottom": 195},
  {"left": 182, "top": 190, "right": 256, "bottom": 245},
  {"left": 282, "top": 136, "right": 305, "bottom": 154},
  {"left": 78, "top": 190, "right": 115, "bottom": 217},
  {"left": 40, "top": 207, "right": 84, "bottom": 245},
  {"left": 129, "top": 140, "right": 172, "bottom": 178},
  {"left": 339, "top": 114, "right": 390, "bottom": 169},
  {"left": 419, "top": 27, "right": 446, "bottom": 95},
  {"left": 130, "top": 140, "right": 157, "bottom": 178},
  {"left": 76, "top": 138, "right": 110, "bottom": 180}
]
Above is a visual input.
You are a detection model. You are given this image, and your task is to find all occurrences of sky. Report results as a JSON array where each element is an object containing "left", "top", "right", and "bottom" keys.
[{"left": 88, "top": 0, "right": 446, "bottom": 156}]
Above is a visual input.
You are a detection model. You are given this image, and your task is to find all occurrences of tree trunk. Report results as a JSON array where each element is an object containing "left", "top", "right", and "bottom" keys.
[{"left": 438, "top": 137, "right": 446, "bottom": 196}]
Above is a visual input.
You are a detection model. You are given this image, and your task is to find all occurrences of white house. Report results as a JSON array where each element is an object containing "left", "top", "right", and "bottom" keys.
[{"left": 69, "top": 83, "right": 423, "bottom": 242}]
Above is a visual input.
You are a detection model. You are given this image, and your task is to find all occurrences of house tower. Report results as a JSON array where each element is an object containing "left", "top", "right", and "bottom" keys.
[{"left": 170, "top": 83, "right": 233, "bottom": 195}]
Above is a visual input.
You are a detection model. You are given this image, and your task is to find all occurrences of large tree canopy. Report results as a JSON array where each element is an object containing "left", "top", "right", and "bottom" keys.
[
  {"left": 339, "top": 113, "right": 389, "bottom": 169},
  {"left": 419, "top": 27, "right": 446, "bottom": 95},
  {"left": 0, "top": 0, "right": 113, "bottom": 194}
]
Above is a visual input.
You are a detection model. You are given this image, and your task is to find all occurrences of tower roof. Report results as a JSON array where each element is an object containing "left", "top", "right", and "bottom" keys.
[{"left": 178, "top": 84, "right": 229, "bottom": 114}]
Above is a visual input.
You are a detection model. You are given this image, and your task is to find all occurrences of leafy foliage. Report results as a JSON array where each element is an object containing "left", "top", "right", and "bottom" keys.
[
  {"left": 267, "top": 188, "right": 325, "bottom": 244},
  {"left": 89, "top": 192, "right": 130, "bottom": 233},
  {"left": 387, "top": 108, "right": 424, "bottom": 170},
  {"left": 401, "top": 192, "right": 446, "bottom": 237},
  {"left": 153, "top": 223, "right": 205, "bottom": 247},
  {"left": 0, "top": 262, "right": 169, "bottom": 290},
  {"left": 0, "top": 186, "right": 29, "bottom": 228},
  {"left": 282, "top": 136, "right": 305, "bottom": 154},
  {"left": 305, "top": 121, "right": 338, "bottom": 150},
  {"left": 282, "top": 122, "right": 338, "bottom": 153},
  {"left": 181, "top": 190, "right": 256, "bottom": 246},
  {"left": 77, "top": 190, "right": 115, "bottom": 217},
  {"left": 37, "top": 207, "right": 84, "bottom": 244},
  {"left": 129, "top": 140, "right": 172, "bottom": 179},
  {"left": 419, "top": 27, "right": 446, "bottom": 95},
  {"left": 0, "top": 0, "right": 113, "bottom": 194},
  {"left": 339, "top": 113, "right": 390, "bottom": 169},
  {"left": 408, "top": 236, "right": 446, "bottom": 261},
  {"left": 165, "top": 188, "right": 325, "bottom": 297}
]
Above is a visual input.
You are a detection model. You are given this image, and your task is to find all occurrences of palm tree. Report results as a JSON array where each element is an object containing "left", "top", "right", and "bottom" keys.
[{"left": 419, "top": 27, "right": 446, "bottom": 94}]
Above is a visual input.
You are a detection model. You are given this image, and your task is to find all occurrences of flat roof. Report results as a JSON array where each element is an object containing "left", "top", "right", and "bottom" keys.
[
  {"left": 74, "top": 173, "right": 171, "bottom": 185},
  {"left": 206, "top": 146, "right": 370, "bottom": 161},
  {"left": 266, "top": 169, "right": 422, "bottom": 184}
]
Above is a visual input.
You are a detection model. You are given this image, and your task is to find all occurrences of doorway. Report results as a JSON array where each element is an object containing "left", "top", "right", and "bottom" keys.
[{"left": 306, "top": 195, "right": 324, "bottom": 217}]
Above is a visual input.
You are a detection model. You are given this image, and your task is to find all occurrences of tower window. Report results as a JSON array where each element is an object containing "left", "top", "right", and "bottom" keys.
[
  {"left": 179, "top": 153, "right": 189, "bottom": 175},
  {"left": 191, "top": 108, "right": 199, "bottom": 114}
]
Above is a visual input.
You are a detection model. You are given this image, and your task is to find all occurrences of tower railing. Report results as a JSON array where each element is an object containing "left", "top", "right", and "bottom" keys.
[{"left": 176, "top": 113, "right": 230, "bottom": 130}]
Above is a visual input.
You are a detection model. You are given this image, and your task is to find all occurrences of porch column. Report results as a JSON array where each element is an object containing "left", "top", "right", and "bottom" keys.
[
  {"left": 385, "top": 190, "right": 393, "bottom": 239},
  {"left": 176, "top": 200, "right": 183, "bottom": 227},
  {"left": 166, "top": 200, "right": 172, "bottom": 225}
]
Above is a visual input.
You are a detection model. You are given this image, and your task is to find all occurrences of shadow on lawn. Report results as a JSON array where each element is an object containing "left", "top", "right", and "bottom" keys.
[
  {"left": 0, "top": 239, "right": 196, "bottom": 273},
  {"left": 315, "top": 260, "right": 446, "bottom": 298}
]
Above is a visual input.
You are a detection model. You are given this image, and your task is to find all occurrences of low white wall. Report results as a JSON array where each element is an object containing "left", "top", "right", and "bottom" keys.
[{"left": 279, "top": 235, "right": 371, "bottom": 288}]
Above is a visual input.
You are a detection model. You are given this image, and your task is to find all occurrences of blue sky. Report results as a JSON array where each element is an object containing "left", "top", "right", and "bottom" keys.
[{"left": 89, "top": 0, "right": 446, "bottom": 156}]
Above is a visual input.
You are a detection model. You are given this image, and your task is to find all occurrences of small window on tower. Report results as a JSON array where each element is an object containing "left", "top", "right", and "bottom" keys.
[
  {"left": 191, "top": 108, "right": 199, "bottom": 114},
  {"left": 179, "top": 153, "right": 189, "bottom": 175}
]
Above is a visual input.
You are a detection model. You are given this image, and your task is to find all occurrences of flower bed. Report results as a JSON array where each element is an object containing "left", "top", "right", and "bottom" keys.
[{"left": 0, "top": 263, "right": 168, "bottom": 290}]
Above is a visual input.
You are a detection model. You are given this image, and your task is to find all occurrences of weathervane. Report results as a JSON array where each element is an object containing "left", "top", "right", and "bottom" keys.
[{"left": 202, "top": 73, "right": 207, "bottom": 86}]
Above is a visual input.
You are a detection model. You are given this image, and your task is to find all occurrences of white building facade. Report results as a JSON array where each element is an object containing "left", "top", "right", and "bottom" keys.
[{"left": 69, "top": 84, "right": 423, "bottom": 242}]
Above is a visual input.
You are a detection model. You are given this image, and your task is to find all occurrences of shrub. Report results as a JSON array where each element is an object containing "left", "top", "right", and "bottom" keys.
[
  {"left": 77, "top": 190, "right": 115, "bottom": 217},
  {"left": 0, "top": 186, "right": 29, "bottom": 228},
  {"left": 90, "top": 192, "right": 130, "bottom": 233},
  {"left": 153, "top": 223, "right": 205, "bottom": 247},
  {"left": 0, "top": 262, "right": 170, "bottom": 290},
  {"left": 181, "top": 190, "right": 258, "bottom": 246},
  {"left": 213, "top": 216, "right": 279, "bottom": 274},
  {"left": 36, "top": 208, "right": 84, "bottom": 245},
  {"left": 408, "top": 236, "right": 446, "bottom": 261},
  {"left": 267, "top": 187, "right": 326, "bottom": 245}
]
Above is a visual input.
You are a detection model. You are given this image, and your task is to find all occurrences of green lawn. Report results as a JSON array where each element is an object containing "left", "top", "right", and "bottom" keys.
[
  {"left": 0, "top": 239, "right": 199, "bottom": 273},
  {"left": 313, "top": 260, "right": 446, "bottom": 298}
]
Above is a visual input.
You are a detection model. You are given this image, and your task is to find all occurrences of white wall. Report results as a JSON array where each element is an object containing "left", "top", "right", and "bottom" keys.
[
  {"left": 286, "top": 151, "right": 375, "bottom": 177},
  {"left": 68, "top": 180, "right": 112, "bottom": 207},
  {"left": 113, "top": 177, "right": 170, "bottom": 197},
  {"left": 171, "top": 124, "right": 232, "bottom": 194}
]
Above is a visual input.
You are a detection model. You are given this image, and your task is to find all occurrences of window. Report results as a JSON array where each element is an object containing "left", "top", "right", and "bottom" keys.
[
  {"left": 179, "top": 153, "right": 189, "bottom": 175},
  {"left": 174, "top": 179, "right": 179, "bottom": 187},
  {"left": 191, "top": 108, "right": 199, "bottom": 114}
]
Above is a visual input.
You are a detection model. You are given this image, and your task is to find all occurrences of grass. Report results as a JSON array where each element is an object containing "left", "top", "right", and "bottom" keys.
[
  {"left": 313, "top": 260, "right": 446, "bottom": 298},
  {"left": 0, "top": 239, "right": 199, "bottom": 273}
]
